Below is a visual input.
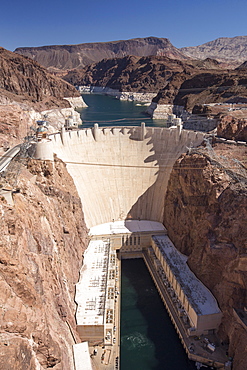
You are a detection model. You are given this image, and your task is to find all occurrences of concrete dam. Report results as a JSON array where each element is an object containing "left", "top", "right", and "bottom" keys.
[
  {"left": 50, "top": 124, "right": 204, "bottom": 228},
  {"left": 35, "top": 124, "right": 226, "bottom": 369}
]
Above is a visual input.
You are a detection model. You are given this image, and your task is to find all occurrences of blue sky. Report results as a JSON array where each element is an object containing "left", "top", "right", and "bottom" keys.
[{"left": 1, "top": 0, "right": 247, "bottom": 51}]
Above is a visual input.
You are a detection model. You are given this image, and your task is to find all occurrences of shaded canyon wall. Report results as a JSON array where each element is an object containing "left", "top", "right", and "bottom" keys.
[{"left": 163, "top": 150, "right": 247, "bottom": 370}]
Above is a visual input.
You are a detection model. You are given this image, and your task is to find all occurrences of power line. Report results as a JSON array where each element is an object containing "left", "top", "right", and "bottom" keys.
[{"left": 63, "top": 160, "right": 247, "bottom": 170}]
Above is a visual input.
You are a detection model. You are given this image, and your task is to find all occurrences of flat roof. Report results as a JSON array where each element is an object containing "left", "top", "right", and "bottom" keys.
[
  {"left": 89, "top": 220, "right": 166, "bottom": 236},
  {"left": 73, "top": 342, "right": 92, "bottom": 370},
  {"left": 75, "top": 239, "right": 110, "bottom": 326},
  {"left": 153, "top": 235, "right": 221, "bottom": 316}
]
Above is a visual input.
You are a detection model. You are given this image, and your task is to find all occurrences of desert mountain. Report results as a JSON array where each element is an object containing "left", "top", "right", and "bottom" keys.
[
  {"left": 14, "top": 37, "right": 188, "bottom": 71},
  {"left": 0, "top": 47, "right": 80, "bottom": 110},
  {"left": 180, "top": 36, "right": 247, "bottom": 66},
  {"left": 64, "top": 55, "right": 188, "bottom": 92},
  {"left": 15, "top": 36, "right": 247, "bottom": 72},
  {"left": 153, "top": 66, "right": 247, "bottom": 111},
  {"left": 63, "top": 55, "right": 223, "bottom": 94},
  {"left": 0, "top": 47, "right": 81, "bottom": 154}
]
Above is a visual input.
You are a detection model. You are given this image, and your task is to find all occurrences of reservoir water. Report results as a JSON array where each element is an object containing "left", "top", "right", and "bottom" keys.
[
  {"left": 78, "top": 94, "right": 196, "bottom": 369},
  {"left": 78, "top": 93, "right": 168, "bottom": 127}
]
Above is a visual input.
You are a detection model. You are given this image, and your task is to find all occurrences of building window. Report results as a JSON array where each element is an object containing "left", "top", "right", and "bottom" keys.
[
  {"left": 109, "top": 270, "right": 115, "bottom": 279},
  {"left": 108, "top": 287, "right": 114, "bottom": 299},
  {"left": 110, "top": 254, "right": 115, "bottom": 264},
  {"left": 106, "top": 309, "right": 113, "bottom": 323}
]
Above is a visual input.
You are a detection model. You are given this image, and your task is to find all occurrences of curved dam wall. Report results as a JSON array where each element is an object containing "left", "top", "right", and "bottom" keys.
[{"left": 51, "top": 125, "right": 204, "bottom": 228}]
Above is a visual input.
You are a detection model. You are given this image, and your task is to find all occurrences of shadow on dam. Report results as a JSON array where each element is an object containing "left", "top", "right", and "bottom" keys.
[{"left": 124, "top": 126, "right": 204, "bottom": 222}]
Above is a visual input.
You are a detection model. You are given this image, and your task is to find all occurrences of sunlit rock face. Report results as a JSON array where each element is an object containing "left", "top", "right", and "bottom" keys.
[
  {"left": 15, "top": 37, "right": 188, "bottom": 70},
  {"left": 0, "top": 158, "right": 88, "bottom": 369},
  {"left": 180, "top": 36, "right": 247, "bottom": 66},
  {"left": 0, "top": 47, "right": 80, "bottom": 104},
  {"left": 217, "top": 114, "right": 247, "bottom": 142}
]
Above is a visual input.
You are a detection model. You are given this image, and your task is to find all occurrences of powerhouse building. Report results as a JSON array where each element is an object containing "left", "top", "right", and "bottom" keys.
[
  {"left": 75, "top": 221, "right": 222, "bottom": 345},
  {"left": 151, "top": 235, "right": 222, "bottom": 336}
]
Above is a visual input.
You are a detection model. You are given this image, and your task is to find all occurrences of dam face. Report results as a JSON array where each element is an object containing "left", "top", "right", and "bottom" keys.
[{"left": 51, "top": 125, "right": 204, "bottom": 228}]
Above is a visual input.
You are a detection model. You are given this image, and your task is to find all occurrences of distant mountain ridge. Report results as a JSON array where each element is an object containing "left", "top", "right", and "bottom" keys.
[
  {"left": 14, "top": 37, "right": 188, "bottom": 71},
  {"left": 15, "top": 36, "right": 247, "bottom": 72},
  {"left": 180, "top": 36, "right": 247, "bottom": 64}
]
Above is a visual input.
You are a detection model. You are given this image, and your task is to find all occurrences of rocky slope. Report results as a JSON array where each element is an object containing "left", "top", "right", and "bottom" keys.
[
  {"left": 180, "top": 36, "right": 247, "bottom": 66},
  {"left": 15, "top": 37, "right": 188, "bottom": 71},
  {"left": 163, "top": 144, "right": 247, "bottom": 370},
  {"left": 0, "top": 47, "right": 84, "bottom": 156},
  {"left": 64, "top": 55, "right": 188, "bottom": 92},
  {"left": 63, "top": 55, "right": 224, "bottom": 94},
  {"left": 153, "top": 64, "right": 247, "bottom": 111},
  {"left": 0, "top": 47, "right": 80, "bottom": 109},
  {"left": 0, "top": 104, "right": 32, "bottom": 154},
  {"left": 0, "top": 156, "right": 88, "bottom": 369},
  {"left": 217, "top": 113, "right": 247, "bottom": 141}
]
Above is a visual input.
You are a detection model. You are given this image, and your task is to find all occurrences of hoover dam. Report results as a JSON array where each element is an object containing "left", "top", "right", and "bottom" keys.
[
  {"left": 50, "top": 123, "right": 204, "bottom": 228},
  {"left": 31, "top": 123, "right": 230, "bottom": 369}
]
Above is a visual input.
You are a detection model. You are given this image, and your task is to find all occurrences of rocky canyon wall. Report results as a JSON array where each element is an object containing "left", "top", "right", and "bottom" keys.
[
  {"left": 0, "top": 102, "right": 84, "bottom": 157},
  {"left": 163, "top": 144, "right": 247, "bottom": 370},
  {"left": 0, "top": 47, "right": 87, "bottom": 156},
  {"left": 0, "top": 157, "right": 88, "bottom": 369}
]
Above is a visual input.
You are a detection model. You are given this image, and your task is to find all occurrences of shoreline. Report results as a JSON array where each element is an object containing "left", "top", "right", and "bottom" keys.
[{"left": 78, "top": 85, "right": 156, "bottom": 103}]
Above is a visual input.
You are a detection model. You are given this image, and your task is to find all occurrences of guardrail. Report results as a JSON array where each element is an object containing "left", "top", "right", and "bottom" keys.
[{"left": 0, "top": 145, "right": 21, "bottom": 173}]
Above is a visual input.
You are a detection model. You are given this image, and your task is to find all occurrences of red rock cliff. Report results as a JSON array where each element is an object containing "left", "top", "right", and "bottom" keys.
[
  {"left": 0, "top": 47, "right": 80, "bottom": 107},
  {"left": 0, "top": 157, "right": 88, "bottom": 369},
  {"left": 163, "top": 144, "right": 247, "bottom": 370}
]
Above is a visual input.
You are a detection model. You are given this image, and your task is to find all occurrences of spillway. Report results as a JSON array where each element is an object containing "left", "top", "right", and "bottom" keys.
[{"left": 51, "top": 124, "right": 204, "bottom": 228}]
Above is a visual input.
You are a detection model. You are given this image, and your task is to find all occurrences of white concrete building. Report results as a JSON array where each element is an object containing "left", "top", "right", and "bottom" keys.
[
  {"left": 73, "top": 342, "right": 92, "bottom": 370},
  {"left": 75, "top": 220, "right": 166, "bottom": 344},
  {"left": 151, "top": 235, "right": 222, "bottom": 336}
]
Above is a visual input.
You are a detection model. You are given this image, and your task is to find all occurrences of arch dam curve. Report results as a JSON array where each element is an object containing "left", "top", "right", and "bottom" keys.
[{"left": 51, "top": 125, "right": 204, "bottom": 229}]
